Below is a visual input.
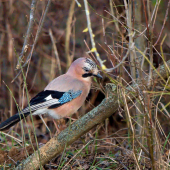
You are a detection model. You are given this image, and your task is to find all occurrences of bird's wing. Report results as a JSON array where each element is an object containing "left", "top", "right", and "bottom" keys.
[{"left": 21, "top": 90, "right": 82, "bottom": 114}]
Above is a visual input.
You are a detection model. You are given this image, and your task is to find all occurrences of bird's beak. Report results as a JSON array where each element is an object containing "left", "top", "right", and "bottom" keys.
[{"left": 94, "top": 72, "right": 103, "bottom": 79}]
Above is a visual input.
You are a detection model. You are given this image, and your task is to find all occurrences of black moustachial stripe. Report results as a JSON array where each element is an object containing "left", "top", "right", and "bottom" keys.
[{"left": 82, "top": 73, "right": 93, "bottom": 78}]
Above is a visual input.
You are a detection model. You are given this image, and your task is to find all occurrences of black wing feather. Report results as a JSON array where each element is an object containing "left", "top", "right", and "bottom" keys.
[
  {"left": 30, "top": 90, "right": 65, "bottom": 105},
  {"left": 48, "top": 103, "right": 61, "bottom": 109}
]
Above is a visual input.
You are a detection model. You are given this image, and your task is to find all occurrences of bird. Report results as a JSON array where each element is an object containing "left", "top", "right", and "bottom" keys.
[{"left": 0, "top": 57, "right": 102, "bottom": 131}]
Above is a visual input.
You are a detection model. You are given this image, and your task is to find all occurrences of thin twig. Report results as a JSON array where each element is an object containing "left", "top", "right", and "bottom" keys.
[
  {"left": 49, "top": 29, "right": 62, "bottom": 75},
  {"left": 0, "top": 131, "right": 22, "bottom": 145},
  {"left": 63, "top": 140, "right": 93, "bottom": 168},
  {"left": 139, "top": 0, "right": 161, "bottom": 37},
  {"left": 147, "top": 0, "right": 154, "bottom": 87},
  {"left": 107, "top": 45, "right": 138, "bottom": 86},
  {"left": 75, "top": 0, "right": 81, "bottom": 7},
  {"left": 154, "top": 0, "right": 170, "bottom": 46},
  {"left": 122, "top": 87, "right": 141, "bottom": 170},
  {"left": 142, "top": 0, "right": 149, "bottom": 36},
  {"left": 105, "top": 49, "right": 129, "bottom": 72},
  {"left": 12, "top": 0, "right": 52, "bottom": 83},
  {"left": 123, "top": 0, "right": 136, "bottom": 81},
  {"left": 83, "top": 0, "right": 104, "bottom": 67},
  {"left": 109, "top": 0, "right": 124, "bottom": 39},
  {"left": 65, "top": 0, "right": 75, "bottom": 69},
  {"left": 16, "top": 0, "right": 38, "bottom": 69},
  {"left": 39, "top": 115, "right": 52, "bottom": 138}
]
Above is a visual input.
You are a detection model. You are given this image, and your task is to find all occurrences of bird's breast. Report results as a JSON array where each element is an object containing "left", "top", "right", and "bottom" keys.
[{"left": 48, "top": 90, "right": 88, "bottom": 118}]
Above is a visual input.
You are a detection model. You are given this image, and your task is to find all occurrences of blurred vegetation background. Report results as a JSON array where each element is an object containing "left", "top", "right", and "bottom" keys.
[{"left": 0, "top": 0, "right": 170, "bottom": 169}]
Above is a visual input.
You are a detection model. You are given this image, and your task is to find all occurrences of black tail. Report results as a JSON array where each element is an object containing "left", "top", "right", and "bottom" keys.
[{"left": 0, "top": 112, "right": 30, "bottom": 131}]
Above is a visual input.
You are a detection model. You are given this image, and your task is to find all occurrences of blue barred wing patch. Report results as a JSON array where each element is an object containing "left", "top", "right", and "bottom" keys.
[{"left": 58, "top": 90, "right": 82, "bottom": 104}]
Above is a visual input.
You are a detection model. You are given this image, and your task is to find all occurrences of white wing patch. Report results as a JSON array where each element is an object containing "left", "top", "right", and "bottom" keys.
[{"left": 45, "top": 95, "right": 53, "bottom": 101}]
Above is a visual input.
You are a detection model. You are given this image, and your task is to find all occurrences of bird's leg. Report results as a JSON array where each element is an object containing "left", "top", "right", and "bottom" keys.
[
  {"left": 65, "top": 117, "right": 77, "bottom": 121},
  {"left": 52, "top": 119, "right": 60, "bottom": 135},
  {"left": 39, "top": 115, "right": 52, "bottom": 138}
]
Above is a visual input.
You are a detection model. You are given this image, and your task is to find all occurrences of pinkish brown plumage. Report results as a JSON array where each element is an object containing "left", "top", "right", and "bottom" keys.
[
  {"left": 0, "top": 57, "right": 102, "bottom": 130},
  {"left": 44, "top": 74, "right": 91, "bottom": 118}
]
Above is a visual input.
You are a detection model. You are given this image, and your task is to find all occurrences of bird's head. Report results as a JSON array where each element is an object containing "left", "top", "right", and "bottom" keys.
[{"left": 67, "top": 57, "right": 102, "bottom": 81}]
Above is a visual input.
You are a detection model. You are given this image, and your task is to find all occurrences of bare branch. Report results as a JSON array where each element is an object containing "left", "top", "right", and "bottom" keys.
[
  {"left": 154, "top": 0, "right": 170, "bottom": 46},
  {"left": 16, "top": 0, "right": 38, "bottom": 69},
  {"left": 12, "top": 0, "right": 52, "bottom": 83},
  {"left": 65, "top": 0, "right": 75, "bottom": 69},
  {"left": 83, "top": 0, "right": 104, "bottom": 67},
  {"left": 49, "top": 29, "right": 62, "bottom": 75},
  {"left": 105, "top": 49, "right": 130, "bottom": 72}
]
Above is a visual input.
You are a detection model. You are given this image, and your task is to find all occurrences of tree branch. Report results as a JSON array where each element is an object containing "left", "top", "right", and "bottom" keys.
[{"left": 15, "top": 60, "right": 170, "bottom": 170}]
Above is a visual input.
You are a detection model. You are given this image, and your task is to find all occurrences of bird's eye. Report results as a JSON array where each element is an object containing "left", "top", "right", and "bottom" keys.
[{"left": 83, "top": 67, "right": 90, "bottom": 72}]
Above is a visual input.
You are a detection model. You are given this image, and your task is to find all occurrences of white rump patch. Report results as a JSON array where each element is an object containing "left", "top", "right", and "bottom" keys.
[
  {"left": 32, "top": 108, "right": 48, "bottom": 115},
  {"left": 32, "top": 108, "right": 61, "bottom": 119},
  {"left": 47, "top": 110, "right": 62, "bottom": 119}
]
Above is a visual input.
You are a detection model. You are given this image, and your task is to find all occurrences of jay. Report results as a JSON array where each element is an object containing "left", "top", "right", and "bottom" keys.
[{"left": 0, "top": 57, "right": 102, "bottom": 131}]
